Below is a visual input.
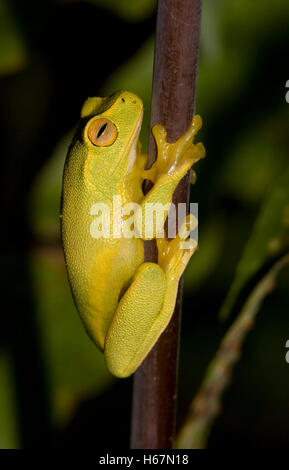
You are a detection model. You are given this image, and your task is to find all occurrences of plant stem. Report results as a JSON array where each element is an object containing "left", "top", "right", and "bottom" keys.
[
  {"left": 176, "top": 253, "right": 289, "bottom": 449},
  {"left": 130, "top": 0, "right": 202, "bottom": 449}
]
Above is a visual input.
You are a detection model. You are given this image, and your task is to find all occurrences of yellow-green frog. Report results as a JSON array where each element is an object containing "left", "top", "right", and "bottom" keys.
[{"left": 61, "top": 90, "right": 205, "bottom": 378}]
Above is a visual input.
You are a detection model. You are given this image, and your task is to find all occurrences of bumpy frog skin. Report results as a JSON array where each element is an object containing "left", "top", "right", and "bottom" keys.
[{"left": 61, "top": 90, "right": 205, "bottom": 378}]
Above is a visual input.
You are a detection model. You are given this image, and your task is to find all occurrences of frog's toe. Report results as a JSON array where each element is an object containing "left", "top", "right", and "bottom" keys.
[
  {"left": 162, "top": 240, "right": 197, "bottom": 280},
  {"left": 157, "top": 213, "right": 198, "bottom": 276}
]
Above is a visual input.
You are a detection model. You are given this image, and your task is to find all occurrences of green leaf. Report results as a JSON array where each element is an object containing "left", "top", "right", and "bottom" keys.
[
  {"left": 0, "top": 0, "right": 28, "bottom": 76},
  {"left": 87, "top": 0, "right": 157, "bottom": 22},
  {"left": 220, "top": 113, "right": 289, "bottom": 205},
  {"left": 0, "top": 355, "right": 20, "bottom": 448},
  {"left": 220, "top": 165, "right": 289, "bottom": 320}
]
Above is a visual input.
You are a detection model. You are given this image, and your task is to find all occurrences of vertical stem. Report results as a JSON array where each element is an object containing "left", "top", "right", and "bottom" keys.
[{"left": 130, "top": 0, "right": 202, "bottom": 449}]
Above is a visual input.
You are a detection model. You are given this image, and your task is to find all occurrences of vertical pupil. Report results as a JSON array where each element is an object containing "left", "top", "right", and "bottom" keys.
[{"left": 97, "top": 123, "right": 107, "bottom": 138}]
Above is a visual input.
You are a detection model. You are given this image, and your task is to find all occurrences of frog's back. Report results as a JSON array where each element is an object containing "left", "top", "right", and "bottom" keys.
[{"left": 61, "top": 151, "right": 144, "bottom": 349}]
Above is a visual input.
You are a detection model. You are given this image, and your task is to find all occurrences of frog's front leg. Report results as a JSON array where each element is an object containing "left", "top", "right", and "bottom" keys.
[{"left": 135, "top": 115, "right": 205, "bottom": 239}]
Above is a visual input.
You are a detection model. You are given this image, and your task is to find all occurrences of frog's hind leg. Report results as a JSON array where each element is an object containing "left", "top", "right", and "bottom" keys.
[
  {"left": 105, "top": 215, "right": 198, "bottom": 378},
  {"left": 104, "top": 262, "right": 166, "bottom": 378}
]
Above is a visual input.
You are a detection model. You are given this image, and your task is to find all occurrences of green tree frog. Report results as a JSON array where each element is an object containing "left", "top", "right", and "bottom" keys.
[{"left": 61, "top": 90, "right": 205, "bottom": 378}]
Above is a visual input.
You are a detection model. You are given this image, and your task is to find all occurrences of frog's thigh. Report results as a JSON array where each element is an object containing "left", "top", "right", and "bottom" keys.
[{"left": 104, "top": 262, "right": 166, "bottom": 378}]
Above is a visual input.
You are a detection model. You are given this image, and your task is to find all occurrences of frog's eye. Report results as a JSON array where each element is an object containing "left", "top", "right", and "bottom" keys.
[{"left": 87, "top": 118, "right": 118, "bottom": 146}]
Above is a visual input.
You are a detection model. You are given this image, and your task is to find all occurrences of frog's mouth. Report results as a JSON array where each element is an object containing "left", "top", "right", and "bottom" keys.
[
  {"left": 110, "top": 110, "right": 143, "bottom": 175},
  {"left": 126, "top": 113, "right": 143, "bottom": 172}
]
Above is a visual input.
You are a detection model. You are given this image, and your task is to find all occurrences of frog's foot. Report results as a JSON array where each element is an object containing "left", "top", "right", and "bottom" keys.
[
  {"left": 149, "top": 115, "right": 205, "bottom": 184},
  {"left": 156, "top": 213, "right": 198, "bottom": 281},
  {"left": 135, "top": 117, "right": 205, "bottom": 241}
]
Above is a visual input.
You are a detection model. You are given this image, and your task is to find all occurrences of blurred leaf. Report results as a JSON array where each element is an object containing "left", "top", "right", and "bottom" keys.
[
  {"left": 0, "top": 355, "right": 20, "bottom": 448},
  {"left": 220, "top": 165, "right": 289, "bottom": 320},
  {"left": 198, "top": 0, "right": 251, "bottom": 118},
  {"left": 220, "top": 113, "right": 289, "bottom": 204},
  {"left": 177, "top": 253, "right": 289, "bottom": 449},
  {"left": 224, "top": 0, "right": 289, "bottom": 40},
  {"left": 87, "top": 0, "right": 156, "bottom": 21},
  {"left": 0, "top": 0, "right": 28, "bottom": 75},
  {"left": 198, "top": 0, "right": 289, "bottom": 117}
]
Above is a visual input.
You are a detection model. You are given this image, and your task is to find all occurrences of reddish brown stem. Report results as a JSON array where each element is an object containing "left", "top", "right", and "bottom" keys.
[{"left": 130, "top": 0, "right": 202, "bottom": 449}]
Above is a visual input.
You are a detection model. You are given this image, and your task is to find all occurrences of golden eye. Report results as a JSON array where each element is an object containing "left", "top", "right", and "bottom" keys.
[{"left": 87, "top": 118, "right": 118, "bottom": 147}]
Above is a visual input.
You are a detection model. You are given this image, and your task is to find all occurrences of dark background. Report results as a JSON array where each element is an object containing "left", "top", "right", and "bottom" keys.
[{"left": 0, "top": 0, "right": 289, "bottom": 448}]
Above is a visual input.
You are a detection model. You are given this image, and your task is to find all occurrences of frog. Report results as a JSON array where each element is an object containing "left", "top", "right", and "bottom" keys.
[{"left": 61, "top": 90, "right": 205, "bottom": 378}]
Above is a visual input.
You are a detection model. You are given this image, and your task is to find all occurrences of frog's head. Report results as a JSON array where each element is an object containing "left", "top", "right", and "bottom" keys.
[{"left": 78, "top": 90, "right": 143, "bottom": 190}]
